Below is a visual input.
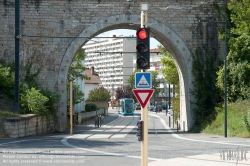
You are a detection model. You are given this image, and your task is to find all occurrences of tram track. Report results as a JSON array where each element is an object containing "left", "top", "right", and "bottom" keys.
[{"left": 83, "top": 115, "right": 139, "bottom": 145}]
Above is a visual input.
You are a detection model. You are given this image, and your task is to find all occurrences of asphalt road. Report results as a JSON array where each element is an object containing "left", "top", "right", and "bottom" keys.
[{"left": 0, "top": 108, "right": 249, "bottom": 166}]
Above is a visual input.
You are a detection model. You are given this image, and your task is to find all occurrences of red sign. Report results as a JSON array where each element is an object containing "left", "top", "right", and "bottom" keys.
[{"left": 132, "top": 89, "right": 154, "bottom": 108}]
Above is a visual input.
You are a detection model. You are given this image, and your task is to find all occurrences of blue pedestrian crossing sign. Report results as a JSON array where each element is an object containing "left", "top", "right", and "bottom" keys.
[{"left": 135, "top": 72, "right": 151, "bottom": 89}]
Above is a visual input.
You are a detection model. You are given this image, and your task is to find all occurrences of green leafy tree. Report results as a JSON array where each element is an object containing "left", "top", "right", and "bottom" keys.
[
  {"left": 68, "top": 48, "right": 87, "bottom": 82},
  {"left": 158, "top": 44, "right": 180, "bottom": 119},
  {"left": 159, "top": 45, "right": 179, "bottom": 85},
  {"left": 87, "top": 86, "right": 111, "bottom": 101},
  {"left": 67, "top": 48, "right": 87, "bottom": 106},
  {"left": 217, "top": 0, "right": 250, "bottom": 102}
]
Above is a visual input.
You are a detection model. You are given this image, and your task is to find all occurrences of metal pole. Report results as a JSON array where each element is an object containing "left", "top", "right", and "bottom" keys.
[
  {"left": 224, "top": 23, "right": 227, "bottom": 138},
  {"left": 70, "top": 81, "right": 73, "bottom": 135},
  {"left": 168, "top": 83, "right": 171, "bottom": 109},
  {"left": 140, "top": 5, "right": 148, "bottom": 166},
  {"left": 14, "top": 0, "right": 20, "bottom": 112}
]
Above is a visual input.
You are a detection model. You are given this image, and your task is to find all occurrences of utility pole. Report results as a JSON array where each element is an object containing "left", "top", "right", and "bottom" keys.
[
  {"left": 14, "top": 0, "right": 20, "bottom": 112},
  {"left": 140, "top": 3, "right": 149, "bottom": 166}
]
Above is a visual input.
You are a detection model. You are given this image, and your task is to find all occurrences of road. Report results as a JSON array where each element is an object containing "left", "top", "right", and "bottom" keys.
[{"left": 0, "top": 108, "right": 249, "bottom": 166}]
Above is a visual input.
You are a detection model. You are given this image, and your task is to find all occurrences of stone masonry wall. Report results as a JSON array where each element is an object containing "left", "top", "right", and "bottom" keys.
[
  {"left": 0, "top": 0, "right": 226, "bottom": 131},
  {"left": 3, "top": 114, "right": 55, "bottom": 138}
]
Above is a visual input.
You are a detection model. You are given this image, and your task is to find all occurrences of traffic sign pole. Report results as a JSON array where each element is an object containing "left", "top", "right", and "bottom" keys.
[
  {"left": 132, "top": 89, "right": 153, "bottom": 166},
  {"left": 141, "top": 106, "right": 148, "bottom": 166}
]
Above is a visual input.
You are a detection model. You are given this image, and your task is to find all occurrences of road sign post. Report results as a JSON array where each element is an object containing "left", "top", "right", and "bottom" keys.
[{"left": 132, "top": 89, "right": 154, "bottom": 166}]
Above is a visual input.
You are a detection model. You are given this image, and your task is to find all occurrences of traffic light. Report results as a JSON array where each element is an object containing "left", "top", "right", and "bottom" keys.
[
  {"left": 136, "top": 120, "right": 143, "bottom": 141},
  {"left": 136, "top": 28, "right": 150, "bottom": 69}
]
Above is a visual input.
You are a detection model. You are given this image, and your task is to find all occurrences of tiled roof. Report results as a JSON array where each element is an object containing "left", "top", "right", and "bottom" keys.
[
  {"left": 84, "top": 69, "right": 101, "bottom": 84},
  {"left": 150, "top": 48, "right": 160, "bottom": 53}
]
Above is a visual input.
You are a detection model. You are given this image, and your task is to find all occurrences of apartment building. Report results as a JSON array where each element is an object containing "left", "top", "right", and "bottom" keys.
[{"left": 83, "top": 36, "right": 136, "bottom": 94}]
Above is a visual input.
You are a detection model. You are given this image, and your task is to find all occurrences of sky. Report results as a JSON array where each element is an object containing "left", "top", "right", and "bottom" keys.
[{"left": 95, "top": 29, "right": 160, "bottom": 49}]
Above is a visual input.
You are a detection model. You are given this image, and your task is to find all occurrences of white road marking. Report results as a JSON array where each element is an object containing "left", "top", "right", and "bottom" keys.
[
  {"left": 0, "top": 139, "right": 42, "bottom": 146},
  {"left": 149, "top": 113, "right": 250, "bottom": 147}
]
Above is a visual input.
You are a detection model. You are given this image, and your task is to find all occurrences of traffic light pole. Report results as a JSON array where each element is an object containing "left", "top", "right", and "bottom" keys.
[{"left": 140, "top": 10, "right": 148, "bottom": 166}]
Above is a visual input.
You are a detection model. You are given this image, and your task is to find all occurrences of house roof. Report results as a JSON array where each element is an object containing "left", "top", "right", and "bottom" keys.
[{"left": 84, "top": 68, "right": 102, "bottom": 84}]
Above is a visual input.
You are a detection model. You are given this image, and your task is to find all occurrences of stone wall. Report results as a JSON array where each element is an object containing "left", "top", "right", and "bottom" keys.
[
  {"left": 77, "top": 109, "right": 105, "bottom": 125},
  {"left": 85, "top": 101, "right": 109, "bottom": 115},
  {"left": 0, "top": 0, "right": 226, "bottom": 131},
  {"left": 3, "top": 114, "right": 55, "bottom": 138}
]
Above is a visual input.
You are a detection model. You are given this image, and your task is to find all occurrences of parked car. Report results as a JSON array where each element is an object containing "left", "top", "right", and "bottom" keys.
[
  {"left": 167, "top": 109, "right": 173, "bottom": 116},
  {"left": 161, "top": 104, "right": 167, "bottom": 110},
  {"left": 135, "top": 105, "right": 141, "bottom": 110},
  {"left": 149, "top": 105, "right": 154, "bottom": 111},
  {"left": 154, "top": 105, "right": 162, "bottom": 112}
]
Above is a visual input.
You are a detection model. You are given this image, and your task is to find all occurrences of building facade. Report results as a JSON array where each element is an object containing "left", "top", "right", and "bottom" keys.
[{"left": 83, "top": 36, "right": 136, "bottom": 98}]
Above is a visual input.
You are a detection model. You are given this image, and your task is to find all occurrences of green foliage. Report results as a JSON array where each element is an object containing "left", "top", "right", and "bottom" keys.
[
  {"left": 191, "top": 49, "right": 220, "bottom": 126},
  {"left": 21, "top": 88, "right": 49, "bottom": 115},
  {"left": 87, "top": 86, "right": 110, "bottom": 101},
  {"left": 159, "top": 44, "right": 179, "bottom": 85},
  {"left": 0, "top": 60, "right": 60, "bottom": 115},
  {"left": 85, "top": 103, "right": 98, "bottom": 112},
  {"left": 216, "top": 1, "right": 250, "bottom": 102},
  {"left": 40, "top": 89, "right": 60, "bottom": 115},
  {"left": 0, "top": 64, "right": 15, "bottom": 98},
  {"left": 22, "top": 60, "right": 40, "bottom": 88},
  {"left": 68, "top": 48, "right": 87, "bottom": 82},
  {"left": 242, "top": 110, "right": 250, "bottom": 132}
]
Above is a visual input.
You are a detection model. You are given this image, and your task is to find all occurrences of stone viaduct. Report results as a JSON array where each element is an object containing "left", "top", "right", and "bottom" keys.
[{"left": 0, "top": 0, "right": 226, "bottom": 131}]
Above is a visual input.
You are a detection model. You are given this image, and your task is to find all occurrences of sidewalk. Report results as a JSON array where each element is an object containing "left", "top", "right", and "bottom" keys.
[{"left": 149, "top": 153, "right": 250, "bottom": 166}]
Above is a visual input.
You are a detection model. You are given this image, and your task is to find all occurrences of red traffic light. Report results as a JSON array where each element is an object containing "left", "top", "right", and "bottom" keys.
[{"left": 136, "top": 29, "right": 148, "bottom": 40}]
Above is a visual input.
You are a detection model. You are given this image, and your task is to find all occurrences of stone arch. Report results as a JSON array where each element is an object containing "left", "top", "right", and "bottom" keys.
[{"left": 57, "top": 14, "right": 194, "bottom": 131}]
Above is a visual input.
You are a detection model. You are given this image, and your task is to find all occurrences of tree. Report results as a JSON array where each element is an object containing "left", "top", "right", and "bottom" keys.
[
  {"left": 68, "top": 48, "right": 88, "bottom": 82},
  {"left": 115, "top": 85, "right": 133, "bottom": 101},
  {"left": 158, "top": 44, "right": 180, "bottom": 120},
  {"left": 87, "top": 86, "right": 111, "bottom": 101},
  {"left": 67, "top": 48, "right": 87, "bottom": 106},
  {"left": 159, "top": 45, "right": 179, "bottom": 85},
  {"left": 217, "top": 0, "right": 250, "bottom": 102}
]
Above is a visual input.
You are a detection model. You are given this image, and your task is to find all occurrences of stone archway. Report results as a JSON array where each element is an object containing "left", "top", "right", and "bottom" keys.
[{"left": 57, "top": 14, "right": 194, "bottom": 132}]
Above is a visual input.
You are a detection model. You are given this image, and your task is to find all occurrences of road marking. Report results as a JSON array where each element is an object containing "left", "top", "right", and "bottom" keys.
[
  {"left": 61, "top": 115, "right": 161, "bottom": 161},
  {"left": 149, "top": 114, "right": 250, "bottom": 147},
  {"left": 0, "top": 139, "right": 42, "bottom": 146},
  {"left": 61, "top": 135, "right": 161, "bottom": 161}
]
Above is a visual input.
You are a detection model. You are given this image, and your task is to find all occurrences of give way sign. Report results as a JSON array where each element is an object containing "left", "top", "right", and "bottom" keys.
[{"left": 132, "top": 89, "right": 154, "bottom": 108}]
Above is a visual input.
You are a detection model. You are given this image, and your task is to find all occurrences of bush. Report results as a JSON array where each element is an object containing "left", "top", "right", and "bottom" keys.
[
  {"left": 21, "top": 87, "right": 49, "bottom": 115},
  {"left": 0, "top": 65, "right": 15, "bottom": 98},
  {"left": 87, "top": 86, "right": 110, "bottom": 101},
  {"left": 85, "top": 103, "right": 98, "bottom": 112}
]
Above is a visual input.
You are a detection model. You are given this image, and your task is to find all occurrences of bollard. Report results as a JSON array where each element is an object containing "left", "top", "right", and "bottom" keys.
[
  {"left": 183, "top": 121, "right": 185, "bottom": 132},
  {"left": 169, "top": 116, "right": 171, "bottom": 128},
  {"left": 177, "top": 121, "right": 178, "bottom": 132}
]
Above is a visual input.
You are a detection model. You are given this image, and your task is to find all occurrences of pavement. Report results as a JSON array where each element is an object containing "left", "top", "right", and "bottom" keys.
[{"left": 74, "top": 108, "right": 250, "bottom": 166}]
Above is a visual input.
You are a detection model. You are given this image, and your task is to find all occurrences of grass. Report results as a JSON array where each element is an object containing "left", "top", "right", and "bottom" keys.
[{"left": 202, "top": 100, "right": 250, "bottom": 138}]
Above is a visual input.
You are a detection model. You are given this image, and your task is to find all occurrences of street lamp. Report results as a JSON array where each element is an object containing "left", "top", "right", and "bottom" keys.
[{"left": 199, "top": 19, "right": 227, "bottom": 137}]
